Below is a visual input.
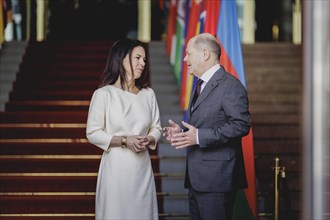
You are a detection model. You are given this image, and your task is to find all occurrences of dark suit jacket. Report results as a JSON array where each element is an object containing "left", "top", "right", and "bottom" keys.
[{"left": 184, "top": 67, "right": 250, "bottom": 193}]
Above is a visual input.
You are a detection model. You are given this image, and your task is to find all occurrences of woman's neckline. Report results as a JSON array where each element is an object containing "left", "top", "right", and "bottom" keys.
[{"left": 109, "top": 85, "right": 142, "bottom": 95}]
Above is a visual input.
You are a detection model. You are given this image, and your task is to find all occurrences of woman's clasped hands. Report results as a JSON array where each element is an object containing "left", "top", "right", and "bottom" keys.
[{"left": 126, "top": 135, "right": 153, "bottom": 153}]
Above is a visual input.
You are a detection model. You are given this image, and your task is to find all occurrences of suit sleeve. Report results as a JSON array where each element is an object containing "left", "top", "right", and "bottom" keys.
[{"left": 198, "top": 79, "right": 251, "bottom": 147}]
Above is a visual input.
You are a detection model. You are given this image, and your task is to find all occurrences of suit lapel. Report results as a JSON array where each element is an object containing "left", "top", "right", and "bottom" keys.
[{"left": 190, "top": 68, "right": 225, "bottom": 114}]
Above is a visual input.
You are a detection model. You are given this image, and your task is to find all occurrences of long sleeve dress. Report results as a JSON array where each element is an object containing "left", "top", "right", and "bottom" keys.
[{"left": 86, "top": 85, "right": 162, "bottom": 220}]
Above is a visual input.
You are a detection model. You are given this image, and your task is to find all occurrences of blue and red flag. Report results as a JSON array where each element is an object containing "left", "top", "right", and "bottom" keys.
[{"left": 203, "top": 0, "right": 220, "bottom": 36}]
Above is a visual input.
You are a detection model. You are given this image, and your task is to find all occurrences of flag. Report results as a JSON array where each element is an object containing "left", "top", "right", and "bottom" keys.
[
  {"left": 185, "top": 0, "right": 205, "bottom": 108},
  {"left": 182, "top": 0, "right": 217, "bottom": 115},
  {"left": 216, "top": 0, "right": 257, "bottom": 219},
  {"left": 203, "top": 0, "right": 220, "bottom": 35},
  {"left": 171, "top": 0, "right": 188, "bottom": 81},
  {"left": 165, "top": 0, "right": 177, "bottom": 56},
  {"left": 159, "top": 0, "right": 165, "bottom": 10},
  {"left": 180, "top": 0, "right": 203, "bottom": 110},
  {"left": 0, "top": 0, "right": 4, "bottom": 44},
  {"left": 165, "top": 2, "right": 258, "bottom": 217},
  {"left": 172, "top": 0, "right": 187, "bottom": 81}
]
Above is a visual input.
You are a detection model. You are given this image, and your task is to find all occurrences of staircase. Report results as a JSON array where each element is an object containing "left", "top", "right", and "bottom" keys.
[
  {"left": 0, "top": 41, "right": 110, "bottom": 219},
  {"left": 0, "top": 40, "right": 192, "bottom": 219},
  {"left": 0, "top": 41, "right": 302, "bottom": 219},
  {"left": 0, "top": 41, "right": 28, "bottom": 112},
  {"left": 149, "top": 41, "right": 189, "bottom": 219},
  {"left": 243, "top": 43, "right": 302, "bottom": 219}
]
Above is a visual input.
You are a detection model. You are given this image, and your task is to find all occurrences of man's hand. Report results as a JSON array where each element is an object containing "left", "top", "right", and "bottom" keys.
[
  {"left": 170, "top": 121, "right": 197, "bottom": 149},
  {"left": 162, "top": 119, "right": 181, "bottom": 143}
]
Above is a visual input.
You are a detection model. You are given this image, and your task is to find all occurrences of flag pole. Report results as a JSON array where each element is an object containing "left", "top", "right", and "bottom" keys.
[{"left": 274, "top": 157, "right": 285, "bottom": 220}]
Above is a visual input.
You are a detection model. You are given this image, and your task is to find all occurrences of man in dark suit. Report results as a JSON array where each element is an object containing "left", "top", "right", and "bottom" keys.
[{"left": 163, "top": 33, "right": 251, "bottom": 220}]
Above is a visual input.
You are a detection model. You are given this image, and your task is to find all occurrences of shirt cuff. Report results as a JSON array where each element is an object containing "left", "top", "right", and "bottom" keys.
[{"left": 196, "top": 129, "right": 199, "bottom": 145}]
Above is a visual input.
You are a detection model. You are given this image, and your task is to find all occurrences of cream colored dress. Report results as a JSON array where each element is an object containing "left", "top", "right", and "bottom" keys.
[{"left": 86, "top": 85, "right": 161, "bottom": 220}]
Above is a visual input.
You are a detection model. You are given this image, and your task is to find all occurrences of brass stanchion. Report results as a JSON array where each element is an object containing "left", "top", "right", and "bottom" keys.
[{"left": 274, "top": 157, "right": 285, "bottom": 220}]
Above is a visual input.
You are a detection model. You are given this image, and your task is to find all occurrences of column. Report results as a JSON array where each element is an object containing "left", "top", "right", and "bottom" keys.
[
  {"left": 242, "top": 0, "right": 255, "bottom": 44},
  {"left": 138, "top": 0, "right": 151, "bottom": 42}
]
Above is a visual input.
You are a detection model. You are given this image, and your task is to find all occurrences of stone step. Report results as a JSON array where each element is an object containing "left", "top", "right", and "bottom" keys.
[
  {"left": 162, "top": 195, "right": 189, "bottom": 216},
  {"left": 0, "top": 42, "right": 28, "bottom": 112},
  {"left": 150, "top": 41, "right": 188, "bottom": 216},
  {"left": 13, "top": 81, "right": 99, "bottom": 90},
  {"left": 0, "top": 111, "right": 88, "bottom": 123},
  {"left": 253, "top": 139, "right": 301, "bottom": 154},
  {"left": 0, "top": 156, "right": 160, "bottom": 173},
  {"left": 16, "top": 70, "right": 101, "bottom": 77},
  {"left": 21, "top": 59, "right": 105, "bottom": 67},
  {"left": 252, "top": 114, "right": 299, "bottom": 124},
  {"left": 249, "top": 104, "right": 299, "bottom": 114},
  {"left": 20, "top": 63, "right": 104, "bottom": 72},
  {"left": 153, "top": 83, "right": 180, "bottom": 94},
  {"left": 23, "top": 53, "right": 107, "bottom": 62},
  {"left": 0, "top": 194, "right": 95, "bottom": 213},
  {"left": 242, "top": 43, "right": 301, "bottom": 53},
  {"left": 9, "top": 90, "right": 94, "bottom": 101},
  {"left": 0, "top": 173, "right": 182, "bottom": 193},
  {"left": 246, "top": 83, "right": 301, "bottom": 93},
  {"left": 159, "top": 157, "right": 186, "bottom": 173},
  {"left": 0, "top": 192, "right": 187, "bottom": 217},
  {"left": 0, "top": 142, "right": 101, "bottom": 155},
  {"left": 249, "top": 94, "right": 301, "bottom": 104},
  {"left": 26, "top": 42, "right": 112, "bottom": 52},
  {"left": 5, "top": 100, "right": 90, "bottom": 112},
  {"left": 0, "top": 126, "right": 86, "bottom": 139}
]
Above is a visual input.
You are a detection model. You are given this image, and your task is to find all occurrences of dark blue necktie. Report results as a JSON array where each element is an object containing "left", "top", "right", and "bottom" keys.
[
  {"left": 192, "top": 79, "right": 203, "bottom": 109},
  {"left": 196, "top": 79, "right": 203, "bottom": 97}
]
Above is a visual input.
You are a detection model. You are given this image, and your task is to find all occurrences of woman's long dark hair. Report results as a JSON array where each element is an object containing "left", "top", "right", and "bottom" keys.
[{"left": 99, "top": 39, "right": 149, "bottom": 90}]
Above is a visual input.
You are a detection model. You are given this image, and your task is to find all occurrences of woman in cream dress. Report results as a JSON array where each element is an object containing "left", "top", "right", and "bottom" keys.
[{"left": 86, "top": 39, "right": 161, "bottom": 220}]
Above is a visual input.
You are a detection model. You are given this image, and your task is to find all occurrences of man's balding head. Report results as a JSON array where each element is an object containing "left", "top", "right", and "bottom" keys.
[{"left": 191, "top": 33, "right": 221, "bottom": 61}]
